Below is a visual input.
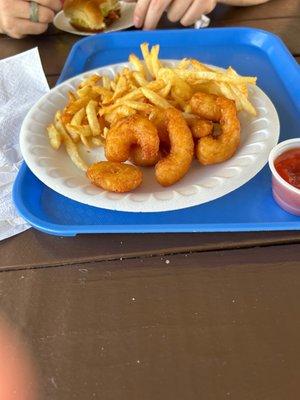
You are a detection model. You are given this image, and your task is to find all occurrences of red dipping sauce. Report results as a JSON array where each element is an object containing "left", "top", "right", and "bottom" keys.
[{"left": 274, "top": 148, "right": 300, "bottom": 190}]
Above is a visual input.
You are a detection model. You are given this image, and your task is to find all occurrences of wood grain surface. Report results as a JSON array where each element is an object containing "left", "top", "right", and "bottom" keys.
[{"left": 1, "top": 244, "right": 300, "bottom": 399}]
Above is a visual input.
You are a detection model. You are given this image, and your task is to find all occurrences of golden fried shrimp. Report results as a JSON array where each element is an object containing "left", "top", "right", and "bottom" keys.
[
  {"left": 149, "top": 108, "right": 170, "bottom": 145},
  {"left": 87, "top": 161, "right": 142, "bottom": 193},
  {"left": 190, "top": 92, "right": 222, "bottom": 122},
  {"left": 105, "top": 115, "right": 159, "bottom": 163},
  {"left": 187, "top": 118, "right": 214, "bottom": 139},
  {"left": 155, "top": 108, "right": 194, "bottom": 187},
  {"left": 196, "top": 97, "right": 241, "bottom": 165},
  {"left": 130, "top": 146, "right": 161, "bottom": 167}
]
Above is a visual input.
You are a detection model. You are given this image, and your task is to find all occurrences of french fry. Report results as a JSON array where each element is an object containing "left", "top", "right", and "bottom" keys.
[
  {"left": 112, "top": 75, "right": 128, "bottom": 101},
  {"left": 191, "top": 59, "right": 212, "bottom": 72},
  {"left": 103, "top": 127, "right": 109, "bottom": 139},
  {"left": 91, "top": 137, "right": 104, "bottom": 147},
  {"left": 71, "top": 108, "right": 85, "bottom": 126},
  {"left": 86, "top": 100, "right": 101, "bottom": 136},
  {"left": 150, "top": 45, "right": 161, "bottom": 78},
  {"left": 79, "top": 74, "right": 100, "bottom": 88},
  {"left": 132, "top": 71, "right": 148, "bottom": 87},
  {"left": 60, "top": 130, "right": 88, "bottom": 172},
  {"left": 116, "top": 87, "right": 144, "bottom": 104},
  {"left": 54, "top": 110, "right": 62, "bottom": 123},
  {"left": 170, "top": 92, "right": 188, "bottom": 111},
  {"left": 110, "top": 81, "right": 117, "bottom": 91},
  {"left": 230, "top": 85, "right": 257, "bottom": 116},
  {"left": 92, "top": 86, "right": 113, "bottom": 104},
  {"left": 141, "top": 87, "right": 172, "bottom": 109},
  {"left": 115, "top": 105, "right": 136, "bottom": 118},
  {"left": 66, "top": 124, "right": 92, "bottom": 137},
  {"left": 68, "top": 91, "right": 77, "bottom": 103},
  {"left": 61, "top": 112, "right": 73, "bottom": 125},
  {"left": 65, "top": 96, "right": 90, "bottom": 114},
  {"left": 177, "top": 58, "right": 191, "bottom": 70},
  {"left": 122, "top": 100, "right": 154, "bottom": 114},
  {"left": 172, "top": 79, "right": 192, "bottom": 101},
  {"left": 65, "top": 125, "right": 80, "bottom": 143},
  {"left": 146, "top": 79, "right": 166, "bottom": 92},
  {"left": 159, "top": 80, "right": 172, "bottom": 98},
  {"left": 55, "top": 113, "right": 79, "bottom": 142},
  {"left": 129, "top": 54, "right": 146, "bottom": 77},
  {"left": 99, "top": 102, "right": 122, "bottom": 116},
  {"left": 76, "top": 85, "right": 99, "bottom": 99},
  {"left": 80, "top": 134, "right": 91, "bottom": 149},
  {"left": 174, "top": 68, "right": 257, "bottom": 85},
  {"left": 141, "top": 42, "right": 154, "bottom": 78},
  {"left": 102, "top": 75, "right": 111, "bottom": 90},
  {"left": 47, "top": 124, "right": 61, "bottom": 150},
  {"left": 92, "top": 86, "right": 113, "bottom": 98}
]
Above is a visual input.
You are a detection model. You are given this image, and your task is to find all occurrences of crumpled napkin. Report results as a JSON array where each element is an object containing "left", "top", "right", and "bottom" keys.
[
  {"left": 194, "top": 15, "right": 210, "bottom": 29},
  {"left": 0, "top": 48, "right": 50, "bottom": 241}
]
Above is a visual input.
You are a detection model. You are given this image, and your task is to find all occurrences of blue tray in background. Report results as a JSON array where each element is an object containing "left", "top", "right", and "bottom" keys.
[{"left": 13, "top": 28, "right": 300, "bottom": 236}]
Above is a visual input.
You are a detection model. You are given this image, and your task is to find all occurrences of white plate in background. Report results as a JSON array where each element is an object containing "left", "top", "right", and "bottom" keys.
[{"left": 53, "top": 1, "right": 135, "bottom": 36}]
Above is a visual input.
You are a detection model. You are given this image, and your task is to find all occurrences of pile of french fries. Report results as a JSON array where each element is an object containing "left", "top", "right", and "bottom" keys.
[{"left": 47, "top": 43, "right": 257, "bottom": 172}]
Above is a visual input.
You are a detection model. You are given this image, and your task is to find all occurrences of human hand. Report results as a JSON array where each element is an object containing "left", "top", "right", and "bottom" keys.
[
  {"left": 0, "top": 0, "right": 62, "bottom": 38},
  {"left": 125, "top": 0, "right": 217, "bottom": 30}
]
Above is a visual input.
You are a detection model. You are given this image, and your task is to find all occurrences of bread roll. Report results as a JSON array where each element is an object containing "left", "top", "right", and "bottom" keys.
[{"left": 63, "top": 0, "right": 120, "bottom": 32}]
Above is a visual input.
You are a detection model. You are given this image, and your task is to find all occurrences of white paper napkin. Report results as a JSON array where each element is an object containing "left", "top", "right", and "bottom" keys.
[
  {"left": 0, "top": 48, "right": 50, "bottom": 241},
  {"left": 194, "top": 15, "right": 210, "bottom": 29}
]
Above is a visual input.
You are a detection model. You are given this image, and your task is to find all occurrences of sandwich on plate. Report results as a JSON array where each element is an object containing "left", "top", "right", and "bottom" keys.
[{"left": 63, "top": 0, "right": 121, "bottom": 32}]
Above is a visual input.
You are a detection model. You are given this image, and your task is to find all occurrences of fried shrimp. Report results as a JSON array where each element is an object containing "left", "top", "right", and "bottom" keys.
[
  {"left": 87, "top": 161, "right": 143, "bottom": 193},
  {"left": 190, "top": 92, "right": 222, "bottom": 122},
  {"left": 130, "top": 145, "right": 161, "bottom": 167},
  {"left": 149, "top": 108, "right": 170, "bottom": 145},
  {"left": 105, "top": 115, "right": 160, "bottom": 163},
  {"left": 194, "top": 96, "right": 241, "bottom": 165},
  {"left": 155, "top": 108, "right": 194, "bottom": 187},
  {"left": 187, "top": 118, "right": 214, "bottom": 139}
]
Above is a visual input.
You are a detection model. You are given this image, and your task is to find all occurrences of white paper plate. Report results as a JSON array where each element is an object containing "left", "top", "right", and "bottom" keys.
[
  {"left": 20, "top": 61, "right": 280, "bottom": 213},
  {"left": 53, "top": 2, "right": 135, "bottom": 36}
]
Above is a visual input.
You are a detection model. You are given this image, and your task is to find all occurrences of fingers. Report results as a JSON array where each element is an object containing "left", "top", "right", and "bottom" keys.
[
  {"left": 167, "top": 0, "right": 192, "bottom": 23},
  {"left": 29, "top": 2, "right": 55, "bottom": 23},
  {"left": 12, "top": 1, "right": 55, "bottom": 23},
  {"left": 133, "top": 0, "right": 151, "bottom": 28},
  {"left": 143, "top": 0, "right": 173, "bottom": 30},
  {"left": 25, "top": 0, "right": 62, "bottom": 13},
  {"left": 133, "top": 0, "right": 217, "bottom": 30},
  {"left": 180, "top": 0, "right": 216, "bottom": 26},
  {"left": 6, "top": 18, "right": 48, "bottom": 38}
]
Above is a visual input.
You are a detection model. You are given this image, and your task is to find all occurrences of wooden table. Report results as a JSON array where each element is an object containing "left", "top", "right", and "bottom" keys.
[{"left": 1, "top": 1, "right": 300, "bottom": 399}]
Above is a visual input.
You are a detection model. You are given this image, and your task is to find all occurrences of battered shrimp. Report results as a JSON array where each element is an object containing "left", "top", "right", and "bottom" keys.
[
  {"left": 130, "top": 145, "right": 161, "bottom": 167},
  {"left": 193, "top": 96, "right": 241, "bottom": 165},
  {"left": 105, "top": 115, "right": 160, "bottom": 163},
  {"left": 149, "top": 108, "right": 170, "bottom": 145},
  {"left": 87, "top": 161, "right": 142, "bottom": 193},
  {"left": 187, "top": 118, "right": 214, "bottom": 139},
  {"left": 155, "top": 108, "right": 194, "bottom": 187},
  {"left": 190, "top": 92, "right": 222, "bottom": 122},
  {"left": 129, "top": 107, "right": 170, "bottom": 167}
]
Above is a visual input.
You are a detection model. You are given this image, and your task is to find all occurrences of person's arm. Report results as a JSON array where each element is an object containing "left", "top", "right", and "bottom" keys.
[{"left": 220, "top": 0, "right": 270, "bottom": 5}]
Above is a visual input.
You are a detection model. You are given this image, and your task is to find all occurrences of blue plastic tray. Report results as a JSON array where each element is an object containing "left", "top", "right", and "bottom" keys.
[{"left": 13, "top": 28, "right": 300, "bottom": 236}]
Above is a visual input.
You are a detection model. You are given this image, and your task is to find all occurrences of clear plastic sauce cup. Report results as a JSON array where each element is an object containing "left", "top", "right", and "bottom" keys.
[{"left": 269, "top": 138, "right": 300, "bottom": 216}]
